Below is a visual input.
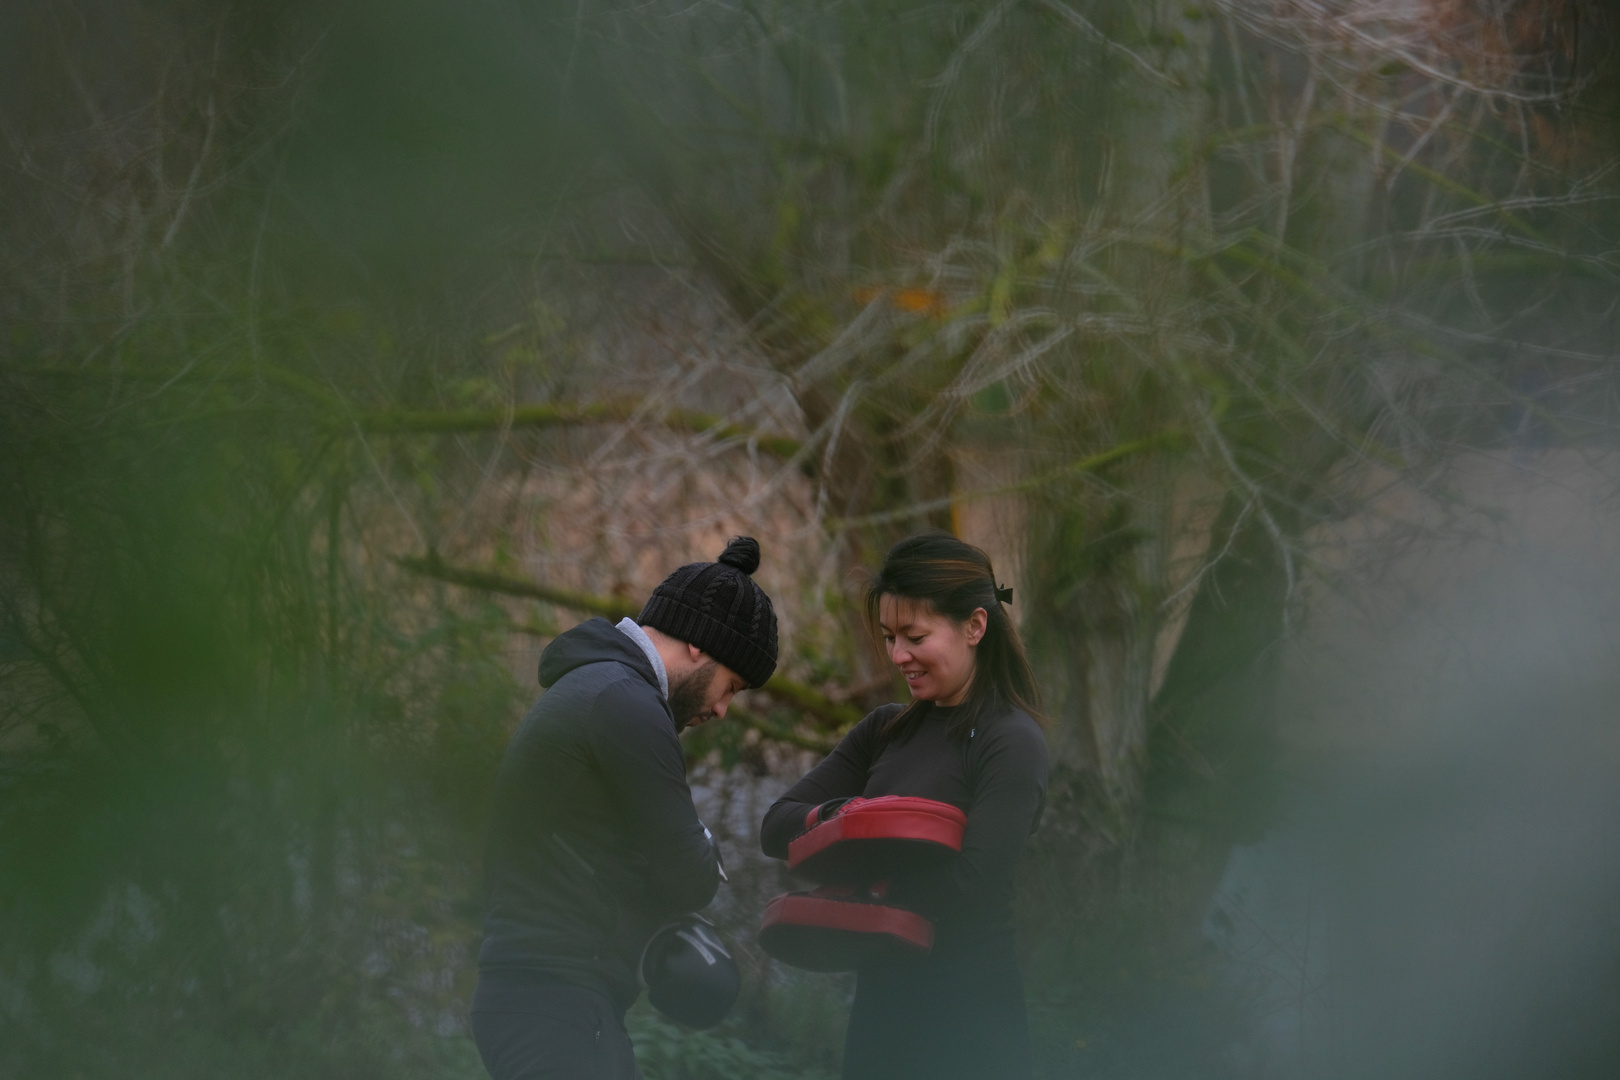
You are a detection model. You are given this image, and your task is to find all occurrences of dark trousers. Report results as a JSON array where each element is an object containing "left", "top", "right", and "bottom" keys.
[
  {"left": 471, "top": 977, "right": 642, "bottom": 1080},
  {"left": 842, "top": 954, "right": 1033, "bottom": 1080}
]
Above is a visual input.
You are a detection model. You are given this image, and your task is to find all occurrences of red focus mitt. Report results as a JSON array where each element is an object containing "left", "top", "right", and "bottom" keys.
[
  {"left": 788, "top": 795, "right": 967, "bottom": 884},
  {"left": 757, "top": 883, "right": 933, "bottom": 972}
]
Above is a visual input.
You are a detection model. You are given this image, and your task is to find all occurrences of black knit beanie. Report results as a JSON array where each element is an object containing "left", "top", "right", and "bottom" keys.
[{"left": 639, "top": 537, "right": 778, "bottom": 688}]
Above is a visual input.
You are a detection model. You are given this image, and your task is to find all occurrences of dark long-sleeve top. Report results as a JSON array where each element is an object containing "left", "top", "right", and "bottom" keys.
[
  {"left": 478, "top": 618, "right": 719, "bottom": 1012},
  {"left": 761, "top": 699, "right": 1049, "bottom": 957}
]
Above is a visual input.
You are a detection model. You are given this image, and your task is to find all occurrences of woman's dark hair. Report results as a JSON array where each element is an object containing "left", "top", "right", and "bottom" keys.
[{"left": 864, "top": 531, "right": 1044, "bottom": 742}]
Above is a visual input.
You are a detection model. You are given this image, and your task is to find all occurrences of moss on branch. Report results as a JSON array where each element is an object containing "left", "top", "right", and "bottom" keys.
[
  {"left": 16, "top": 368, "right": 801, "bottom": 460},
  {"left": 394, "top": 551, "right": 856, "bottom": 743},
  {"left": 347, "top": 402, "right": 802, "bottom": 458},
  {"left": 394, "top": 551, "right": 640, "bottom": 620}
]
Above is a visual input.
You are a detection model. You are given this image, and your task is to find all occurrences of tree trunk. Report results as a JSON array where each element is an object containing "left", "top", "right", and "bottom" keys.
[{"left": 1136, "top": 492, "right": 1292, "bottom": 942}]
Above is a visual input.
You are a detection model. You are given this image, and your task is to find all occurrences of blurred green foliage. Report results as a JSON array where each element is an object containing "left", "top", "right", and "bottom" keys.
[
  {"left": 9, "top": 999, "right": 488, "bottom": 1080},
  {"left": 629, "top": 1007, "right": 839, "bottom": 1080},
  {"left": 3, "top": 0, "right": 1619, "bottom": 1076}
]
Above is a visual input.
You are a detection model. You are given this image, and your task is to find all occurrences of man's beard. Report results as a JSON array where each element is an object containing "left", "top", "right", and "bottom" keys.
[{"left": 667, "top": 659, "right": 720, "bottom": 728}]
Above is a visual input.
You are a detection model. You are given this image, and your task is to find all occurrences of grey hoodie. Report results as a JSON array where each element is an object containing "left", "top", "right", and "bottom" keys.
[{"left": 476, "top": 618, "right": 719, "bottom": 1011}]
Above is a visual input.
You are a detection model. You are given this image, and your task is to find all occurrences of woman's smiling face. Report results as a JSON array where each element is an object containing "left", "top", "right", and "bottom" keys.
[{"left": 877, "top": 594, "right": 987, "bottom": 706}]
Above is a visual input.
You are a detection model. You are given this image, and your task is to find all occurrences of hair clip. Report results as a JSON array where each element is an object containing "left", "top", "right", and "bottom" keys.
[{"left": 994, "top": 584, "right": 1013, "bottom": 605}]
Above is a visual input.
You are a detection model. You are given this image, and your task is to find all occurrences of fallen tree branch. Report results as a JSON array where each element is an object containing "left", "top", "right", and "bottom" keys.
[
  {"left": 16, "top": 369, "right": 802, "bottom": 459},
  {"left": 724, "top": 707, "right": 839, "bottom": 754},
  {"left": 347, "top": 401, "right": 803, "bottom": 459},
  {"left": 756, "top": 674, "right": 864, "bottom": 729},
  {"left": 395, "top": 551, "right": 860, "bottom": 734},
  {"left": 394, "top": 551, "right": 640, "bottom": 620}
]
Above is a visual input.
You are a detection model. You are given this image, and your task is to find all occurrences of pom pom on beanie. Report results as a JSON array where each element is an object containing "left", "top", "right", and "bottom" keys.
[{"left": 716, "top": 536, "right": 760, "bottom": 575}]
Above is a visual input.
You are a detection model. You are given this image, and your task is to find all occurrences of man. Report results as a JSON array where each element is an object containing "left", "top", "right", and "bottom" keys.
[{"left": 470, "top": 537, "right": 778, "bottom": 1080}]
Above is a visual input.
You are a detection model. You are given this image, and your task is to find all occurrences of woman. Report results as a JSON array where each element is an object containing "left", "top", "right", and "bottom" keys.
[{"left": 761, "top": 532, "right": 1050, "bottom": 1080}]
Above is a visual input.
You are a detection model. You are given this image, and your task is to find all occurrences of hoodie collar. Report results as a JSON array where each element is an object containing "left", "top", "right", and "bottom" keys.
[
  {"left": 615, "top": 617, "right": 669, "bottom": 700},
  {"left": 536, "top": 617, "right": 664, "bottom": 702}
]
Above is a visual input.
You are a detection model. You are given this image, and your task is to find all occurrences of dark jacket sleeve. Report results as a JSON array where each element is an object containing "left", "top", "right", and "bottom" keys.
[
  {"left": 590, "top": 679, "right": 719, "bottom": 916},
  {"left": 894, "top": 714, "right": 1049, "bottom": 919},
  {"left": 759, "top": 706, "right": 896, "bottom": 859}
]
